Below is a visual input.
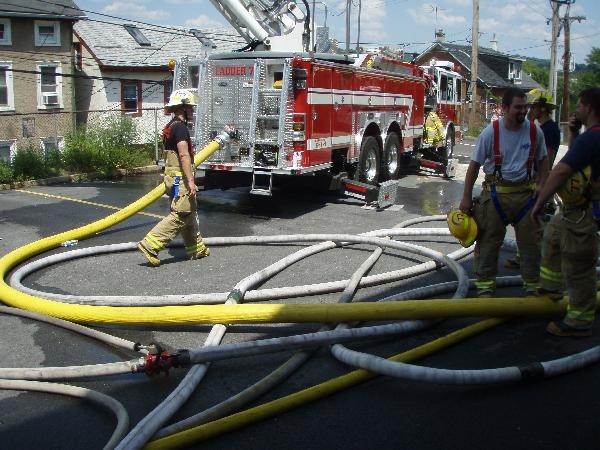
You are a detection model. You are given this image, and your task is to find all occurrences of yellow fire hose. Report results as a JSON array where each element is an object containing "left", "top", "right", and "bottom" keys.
[{"left": 0, "top": 135, "right": 581, "bottom": 325}]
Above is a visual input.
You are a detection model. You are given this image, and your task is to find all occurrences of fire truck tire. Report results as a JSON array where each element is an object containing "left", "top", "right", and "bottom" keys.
[
  {"left": 356, "top": 136, "right": 381, "bottom": 185},
  {"left": 382, "top": 132, "right": 401, "bottom": 180}
]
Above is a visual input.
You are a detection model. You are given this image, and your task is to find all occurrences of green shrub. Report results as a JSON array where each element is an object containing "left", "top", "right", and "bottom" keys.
[
  {"left": 11, "top": 147, "right": 47, "bottom": 180},
  {"left": 43, "top": 148, "right": 63, "bottom": 177},
  {"left": 62, "top": 126, "right": 102, "bottom": 173},
  {"left": 0, "top": 162, "right": 12, "bottom": 184},
  {"left": 63, "top": 116, "right": 153, "bottom": 177}
]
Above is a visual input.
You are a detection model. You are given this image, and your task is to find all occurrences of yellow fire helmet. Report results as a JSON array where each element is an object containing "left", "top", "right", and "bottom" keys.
[
  {"left": 447, "top": 208, "right": 478, "bottom": 248},
  {"left": 557, "top": 166, "right": 592, "bottom": 206},
  {"left": 526, "top": 88, "right": 555, "bottom": 107},
  {"left": 166, "top": 88, "right": 199, "bottom": 111}
]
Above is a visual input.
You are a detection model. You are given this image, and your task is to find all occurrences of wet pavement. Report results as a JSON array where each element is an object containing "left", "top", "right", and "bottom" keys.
[{"left": 0, "top": 159, "right": 599, "bottom": 450}]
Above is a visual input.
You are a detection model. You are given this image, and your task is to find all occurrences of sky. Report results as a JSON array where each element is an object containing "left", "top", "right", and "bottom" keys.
[{"left": 77, "top": 0, "right": 599, "bottom": 64}]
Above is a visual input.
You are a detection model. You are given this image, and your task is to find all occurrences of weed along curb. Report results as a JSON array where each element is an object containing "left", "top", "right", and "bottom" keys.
[{"left": 0, "top": 165, "right": 161, "bottom": 191}]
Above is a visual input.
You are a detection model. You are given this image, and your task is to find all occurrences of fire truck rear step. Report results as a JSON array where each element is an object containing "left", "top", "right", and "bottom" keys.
[{"left": 251, "top": 169, "right": 274, "bottom": 196}]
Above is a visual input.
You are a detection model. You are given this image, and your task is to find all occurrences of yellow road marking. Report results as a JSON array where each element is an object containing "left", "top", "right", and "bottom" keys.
[{"left": 15, "top": 189, "right": 164, "bottom": 219}]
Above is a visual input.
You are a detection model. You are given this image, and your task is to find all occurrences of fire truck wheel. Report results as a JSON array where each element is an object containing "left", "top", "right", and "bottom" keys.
[
  {"left": 382, "top": 132, "right": 401, "bottom": 180},
  {"left": 356, "top": 136, "right": 381, "bottom": 185}
]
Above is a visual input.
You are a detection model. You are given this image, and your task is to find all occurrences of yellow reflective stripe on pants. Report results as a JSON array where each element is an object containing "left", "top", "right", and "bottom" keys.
[
  {"left": 144, "top": 233, "right": 166, "bottom": 251},
  {"left": 475, "top": 279, "right": 495, "bottom": 290},
  {"left": 185, "top": 240, "right": 207, "bottom": 256},
  {"left": 523, "top": 280, "right": 539, "bottom": 289},
  {"left": 567, "top": 305, "right": 595, "bottom": 323},
  {"left": 540, "top": 266, "right": 562, "bottom": 283}
]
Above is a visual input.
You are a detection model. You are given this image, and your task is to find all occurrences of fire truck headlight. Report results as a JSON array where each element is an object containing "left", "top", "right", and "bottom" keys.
[{"left": 292, "top": 122, "right": 305, "bottom": 132}]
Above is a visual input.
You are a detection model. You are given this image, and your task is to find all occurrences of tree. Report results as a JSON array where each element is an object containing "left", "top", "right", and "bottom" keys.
[{"left": 523, "top": 60, "right": 549, "bottom": 87}]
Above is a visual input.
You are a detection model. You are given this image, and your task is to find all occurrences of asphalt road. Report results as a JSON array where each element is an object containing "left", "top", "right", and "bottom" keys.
[{"left": 1, "top": 164, "right": 599, "bottom": 450}]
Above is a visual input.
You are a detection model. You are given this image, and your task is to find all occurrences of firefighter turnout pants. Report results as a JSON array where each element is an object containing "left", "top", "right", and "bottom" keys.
[
  {"left": 141, "top": 192, "right": 208, "bottom": 259},
  {"left": 473, "top": 186, "right": 541, "bottom": 295},
  {"left": 539, "top": 207, "right": 598, "bottom": 328}
]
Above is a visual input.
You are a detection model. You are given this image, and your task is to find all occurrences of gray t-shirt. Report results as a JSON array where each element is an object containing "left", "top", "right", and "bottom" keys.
[{"left": 472, "top": 118, "right": 547, "bottom": 182}]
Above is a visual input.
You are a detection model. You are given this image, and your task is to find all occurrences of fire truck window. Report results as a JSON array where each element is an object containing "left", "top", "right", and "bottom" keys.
[
  {"left": 440, "top": 75, "right": 448, "bottom": 102},
  {"left": 447, "top": 77, "right": 455, "bottom": 102},
  {"left": 274, "top": 72, "right": 283, "bottom": 82},
  {"left": 456, "top": 78, "right": 462, "bottom": 102}
]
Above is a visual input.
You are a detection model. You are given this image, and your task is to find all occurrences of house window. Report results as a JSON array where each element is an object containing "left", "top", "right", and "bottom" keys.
[
  {"left": 35, "top": 20, "right": 60, "bottom": 46},
  {"left": 508, "top": 62, "right": 522, "bottom": 81},
  {"left": 121, "top": 81, "right": 142, "bottom": 116},
  {"left": 0, "top": 140, "right": 15, "bottom": 163},
  {"left": 37, "top": 62, "right": 62, "bottom": 109},
  {"left": 123, "top": 24, "right": 151, "bottom": 46},
  {"left": 0, "top": 19, "right": 12, "bottom": 45},
  {"left": 0, "top": 63, "right": 14, "bottom": 111},
  {"left": 40, "top": 137, "right": 64, "bottom": 155}
]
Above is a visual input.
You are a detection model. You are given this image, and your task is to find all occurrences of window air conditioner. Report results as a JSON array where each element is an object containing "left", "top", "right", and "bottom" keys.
[{"left": 42, "top": 93, "right": 59, "bottom": 105}]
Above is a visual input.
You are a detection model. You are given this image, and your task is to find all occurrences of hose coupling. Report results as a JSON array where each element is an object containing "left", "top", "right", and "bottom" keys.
[
  {"left": 214, "top": 126, "right": 238, "bottom": 146},
  {"left": 142, "top": 343, "right": 191, "bottom": 376}
]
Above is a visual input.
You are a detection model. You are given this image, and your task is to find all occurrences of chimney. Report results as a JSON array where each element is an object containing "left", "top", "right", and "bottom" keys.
[
  {"left": 435, "top": 29, "right": 445, "bottom": 43},
  {"left": 490, "top": 33, "right": 498, "bottom": 51}
]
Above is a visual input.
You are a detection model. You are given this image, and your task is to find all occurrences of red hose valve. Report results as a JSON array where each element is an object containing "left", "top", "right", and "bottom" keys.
[{"left": 142, "top": 344, "right": 190, "bottom": 376}]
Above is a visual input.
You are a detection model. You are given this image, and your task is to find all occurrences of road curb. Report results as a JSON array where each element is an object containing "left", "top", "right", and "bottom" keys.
[{"left": 0, "top": 165, "right": 161, "bottom": 191}]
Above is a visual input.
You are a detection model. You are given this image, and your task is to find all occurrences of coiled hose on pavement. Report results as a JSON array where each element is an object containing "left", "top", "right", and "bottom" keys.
[{"left": 2, "top": 130, "right": 600, "bottom": 449}]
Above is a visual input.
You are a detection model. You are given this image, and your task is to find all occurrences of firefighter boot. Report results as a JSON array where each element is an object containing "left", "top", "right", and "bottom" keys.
[
  {"left": 137, "top": 242, "right": 160, "bottom": 267},
  {"left": 189, "top": 240, "right": 210, "bottom": 260},
  {"left": 546, "top": 320, "right": 592, "bottom": 337}
]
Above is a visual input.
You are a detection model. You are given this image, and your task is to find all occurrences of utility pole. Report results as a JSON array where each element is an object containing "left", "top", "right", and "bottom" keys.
[
  {"left": 345, "top": 0, "right": 351, "bottom": 54},
  {"left": 356, "top": 0, "right": 362, "bottom": 55},
  {"left": 548, "top": 0, "right": 561, "bottom": 121},
  {"left": 560, "top": 3, "right": 586, "bottom": 122},
  {"left": 469, "top": 0, "right": 479, "bottom": 127},
  {"left": 562, "top": 3, "right": 571, "bottom": 122}
]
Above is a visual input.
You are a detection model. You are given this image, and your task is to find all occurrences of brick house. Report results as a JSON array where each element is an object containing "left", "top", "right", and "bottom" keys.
[
  {"left": 0, "top": 0, "right": 85, "bottom": 162},
  {"left": 414, "top": 40, "right": 541, "bottom": 121}
]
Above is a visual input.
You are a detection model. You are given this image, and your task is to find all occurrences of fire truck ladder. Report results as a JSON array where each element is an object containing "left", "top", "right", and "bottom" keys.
[{"left": 249, "top": 79, "right": 282, "bottom": 196}]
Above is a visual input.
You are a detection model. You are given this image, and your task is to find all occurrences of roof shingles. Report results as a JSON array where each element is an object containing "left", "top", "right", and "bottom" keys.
[{"left": 74, "top": 20, "right": 245, "bottom": 68}]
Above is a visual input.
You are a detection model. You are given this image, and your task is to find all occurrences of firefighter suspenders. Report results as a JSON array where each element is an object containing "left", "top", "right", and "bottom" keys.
[{"left": 489, "top": 120, "right": 537, "bottom": 226}]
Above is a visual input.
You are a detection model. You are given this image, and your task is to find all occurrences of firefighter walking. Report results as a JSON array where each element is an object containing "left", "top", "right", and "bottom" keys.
[
  {"left": 532, "top": 87, "right": 600, "bottom": 337},
  {"left": 137, "top": 89, "right": 210, "bottom": 267},
  {"left": 459, "top": 88, "right": 549, "bottom": 297}
]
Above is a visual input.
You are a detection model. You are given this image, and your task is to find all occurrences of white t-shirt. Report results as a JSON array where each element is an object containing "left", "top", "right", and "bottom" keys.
[{"left": 471, "top": 118, "right": 547, "bottom": 182}]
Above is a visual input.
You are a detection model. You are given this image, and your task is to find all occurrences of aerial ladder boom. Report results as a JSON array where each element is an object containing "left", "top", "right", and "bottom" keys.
[{"left": 208, "top": 0, "right": 309, "bottom": 51}]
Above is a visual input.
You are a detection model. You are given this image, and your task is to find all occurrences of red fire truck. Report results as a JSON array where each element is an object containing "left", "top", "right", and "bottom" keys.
[{"left": 174, "top": 0, "right": 461, "bottom": 196}]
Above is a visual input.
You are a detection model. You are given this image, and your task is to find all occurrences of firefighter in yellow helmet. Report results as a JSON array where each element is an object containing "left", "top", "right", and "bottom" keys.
[
  {"left": 527, "top": 88, "right": 561, "bottom": 168},
  {"left": 531, "top": 87, "right": 600, "bottom": 337},
  {"left": 137, "top": 88, "right": 210, "bottom": 267}
]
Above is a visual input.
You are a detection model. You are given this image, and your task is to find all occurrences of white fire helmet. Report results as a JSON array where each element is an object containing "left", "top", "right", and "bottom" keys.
[{"left": 166, "top": 89, "right": 198, "bottom": 111}]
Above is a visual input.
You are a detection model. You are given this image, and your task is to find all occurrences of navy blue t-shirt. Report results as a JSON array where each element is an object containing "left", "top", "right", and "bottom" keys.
[
  {"left": 560, "top": 125, "right": 600, "bottom": 180},
  {"left": 541, "top": 119, "right": 561, "bottom": 163}
]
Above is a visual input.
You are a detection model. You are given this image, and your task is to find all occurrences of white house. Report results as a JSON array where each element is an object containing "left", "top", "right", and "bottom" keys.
[{"left": 73, "top": 20, "right": 244, "bottom": 143}]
